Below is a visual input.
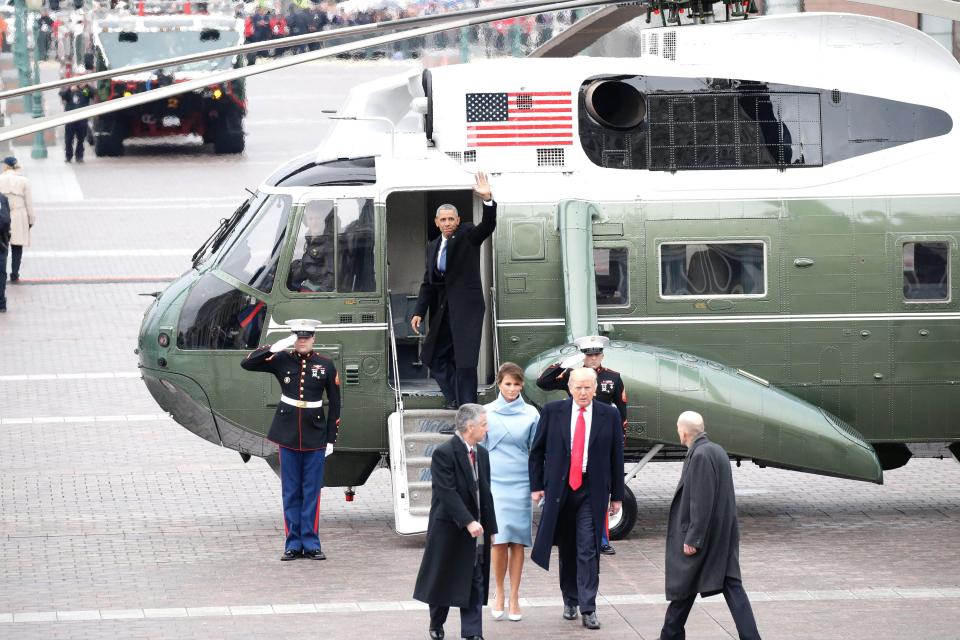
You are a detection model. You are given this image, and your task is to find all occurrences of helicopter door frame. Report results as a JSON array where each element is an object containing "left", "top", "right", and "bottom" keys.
[{"left": 381, "top": 186, "right": 498, "bottom": 397}]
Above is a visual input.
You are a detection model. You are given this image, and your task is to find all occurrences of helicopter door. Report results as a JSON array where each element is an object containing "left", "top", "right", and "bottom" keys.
[
  {"left": 384, "top": 189, "right": 495, "bottom": 396},
  {"left": 265, "top": 191, "right": 384, "bottom": 447}
]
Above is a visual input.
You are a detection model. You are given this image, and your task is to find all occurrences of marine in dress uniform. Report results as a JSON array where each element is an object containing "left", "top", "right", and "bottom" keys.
[
  {"left": 536, "top": 335, "right": 627, "bottom": 555},
  {"left": 241, "top": 319, "right": 341, "bottom": 561}
]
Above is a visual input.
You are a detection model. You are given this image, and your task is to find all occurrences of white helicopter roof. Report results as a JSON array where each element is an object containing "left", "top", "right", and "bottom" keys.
[{"left": 280, "top": 12, "right": 960, "bottom": 203}]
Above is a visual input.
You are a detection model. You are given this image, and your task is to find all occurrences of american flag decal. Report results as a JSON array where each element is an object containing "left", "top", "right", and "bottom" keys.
[{"left": 465, "top": 91, "right": 573, "bottom": 147}]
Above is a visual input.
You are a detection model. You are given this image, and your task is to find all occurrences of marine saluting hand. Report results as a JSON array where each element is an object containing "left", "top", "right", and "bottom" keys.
[{"left": 269, "top": 334, "right": 297, "bottom": 353}]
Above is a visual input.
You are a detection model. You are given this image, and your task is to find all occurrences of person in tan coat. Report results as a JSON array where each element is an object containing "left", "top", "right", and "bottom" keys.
[{"left": 0, "top": 157, "right": 35, "bottom": 283}]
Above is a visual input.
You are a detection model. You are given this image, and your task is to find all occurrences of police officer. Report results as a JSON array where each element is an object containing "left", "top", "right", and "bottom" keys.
[
  {"left": 536, "top": 335, "right": 627, "bottom": 555},
  {"left": 59, "top": 84, "right": 93, "bottom": 163},
  {"left": 241, "top": 319, "right": 341, "bottom": 561}
]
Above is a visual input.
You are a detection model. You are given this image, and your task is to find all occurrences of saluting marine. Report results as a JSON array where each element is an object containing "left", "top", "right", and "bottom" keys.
[
  {"left": 241, "top": 319, "right": 341, "bottom": 561},
  {"left": 536, "top": 335, "right": 627, "bottom": 555}
]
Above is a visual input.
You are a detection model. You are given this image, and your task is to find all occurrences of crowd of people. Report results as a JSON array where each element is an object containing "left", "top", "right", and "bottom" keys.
[{"left": 241, "top": 0, "right": 585, "bottom": 61}]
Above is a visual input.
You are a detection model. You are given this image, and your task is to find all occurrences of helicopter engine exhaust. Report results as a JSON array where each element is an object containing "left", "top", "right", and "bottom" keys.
[{"left": 583, "top": 79, "right": 646, "bottom": 130}]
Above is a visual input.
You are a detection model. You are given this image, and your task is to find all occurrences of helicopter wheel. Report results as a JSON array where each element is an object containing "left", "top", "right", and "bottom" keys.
[
  {"left": 94, "top": 131, "right": 124, "bottom": 157},
  {"left": 608, "top": 484, "right": 637, "bottom": 541}
]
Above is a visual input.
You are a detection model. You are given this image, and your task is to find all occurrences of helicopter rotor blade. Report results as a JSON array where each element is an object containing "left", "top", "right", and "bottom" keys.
[
  {"left": 0, "top": 0, "right": 617, "bottom": 102},
  {"left": 0, "top": 0, "right": 617, "bottom": 145},
  {"left": 529, "top": 3, "right": 647, "bottom": 57},
  {"left": 845, "top": 0, "right": 960, "bottom": 20}
]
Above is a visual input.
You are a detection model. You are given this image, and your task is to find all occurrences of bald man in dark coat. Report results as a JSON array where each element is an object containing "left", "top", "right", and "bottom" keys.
[{"left": 660, "top": 411, "right": 761, "bottom": 640}]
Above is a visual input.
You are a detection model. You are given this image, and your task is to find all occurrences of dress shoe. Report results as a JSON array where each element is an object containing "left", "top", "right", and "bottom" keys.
[
  {"left": 562, "top": 604, "right": 578, "bottom": 620},
  {"left": 280, "top": 549, "right": 300, "bottom": 561},
  {"left": 303, "top": 549, "right": 326, "bottom": 560},
  {"left": 463, "top": 636, "right": 483, "bottom": 640},
  {"left": 428, "top": 628, "right": 444, "bottom": 640},
  {"left": 582, "top": 612, "right": 600, "bottom": 630},
  {"left": 508, "top": 612, "right": 522, "bottom": 622},
  {"left": 600, "top": 543, "right": 616, "bottom": 555},
  {"left": 490, "top": 608, "right": 504, "bottom": 620},
  {"left": 76, "top": 157, "right": 84, "bottom": 163},
  {"left": 9, "top": 275, "right": 18, "bottom": 283},
  {"left": 443, "top": 400, "right": 458, "bottom": 410}
]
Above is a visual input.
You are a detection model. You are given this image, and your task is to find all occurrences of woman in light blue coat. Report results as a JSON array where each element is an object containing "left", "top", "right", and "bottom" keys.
[{"left": 483, "top": 362, "right": 540, "bottom": 622}]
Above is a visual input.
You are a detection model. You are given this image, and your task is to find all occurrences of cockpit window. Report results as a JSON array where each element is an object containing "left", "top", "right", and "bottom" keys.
[
  {"left": 177, "top": 274, "right": 266, "bottom": 350},
  {"left": 660, "top": 241, "right": 766, "bottom": 298},
  {"left": 903, "top": 241, "right": 950, "bottom": 302},
  {"left": 219, "top": 194, "right": 292, "bottom": 294},
  {"left": 287, "top": 198, "right": 376, "bottom": 294}
]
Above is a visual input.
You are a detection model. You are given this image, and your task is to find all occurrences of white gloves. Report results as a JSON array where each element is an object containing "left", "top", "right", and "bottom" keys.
[
  {"left": 269, "top": 335, "right": 297, "bottom": 353},
  {"left": 325, "top": 443, "right": 334, "bottom": 456},
  {"left": 559, "top": 352, "right": 586, "bottom": 370}
]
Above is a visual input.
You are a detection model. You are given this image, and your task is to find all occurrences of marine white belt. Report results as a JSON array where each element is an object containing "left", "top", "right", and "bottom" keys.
[{"left": 280, "top": 395, "right": 323, "bottom": 409}]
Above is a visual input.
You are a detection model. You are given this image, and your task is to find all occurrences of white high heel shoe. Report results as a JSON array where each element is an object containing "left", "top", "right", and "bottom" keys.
[
  {"left": 508, "top": 612, "right": 523, "bottom": 622},
  {"left": 491, "top": 608, "right": 505, "bottom": 620}
]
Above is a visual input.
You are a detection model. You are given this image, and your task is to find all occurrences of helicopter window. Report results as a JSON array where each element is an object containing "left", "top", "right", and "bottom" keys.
[
  {"left": 219, "top": 194, "right": 292, "bottom": 294},
  {"left": 594, "top": 247, "right": 629, "bottom": 307},
  {"left": 286, "top": 198, "right": 377, "bottom": 294},
  {"left": 660, "top": 241, "right": 766, "bottom": 298},
  {"left": 267, "top": 157, "right": 377, "bottom": 188},
  {"left": 176, "top": 274, "right": 267, "bottom": 350},
  {"left": 903, "top": 241, "right": 949, "bottom": 302}
]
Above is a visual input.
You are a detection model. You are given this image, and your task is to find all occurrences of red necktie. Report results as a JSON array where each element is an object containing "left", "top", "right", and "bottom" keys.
[
  {"left": 469, "top": 448, "right": 476, "bottom": 465},
  {"left": 569, "top": 407, "right": 586, "bottom": 490}
]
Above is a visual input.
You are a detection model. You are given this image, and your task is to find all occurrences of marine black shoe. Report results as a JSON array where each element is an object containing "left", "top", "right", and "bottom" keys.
[
  {"left": 562, "top": 604, "right": 577, "bottom": 620},
  {"left": 303, "top": 549, "right": 326, "bottom": 560},
  {"left": 600, "top": 543, "right": 616, "bottom": 555},
  {"left": 280, "top": 550, "right": 300, "bottom": 561}
]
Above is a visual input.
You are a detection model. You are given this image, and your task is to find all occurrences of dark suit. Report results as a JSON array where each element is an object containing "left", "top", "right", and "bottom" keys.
[
  {"left": 529, "top": 399, "right": 624, "bottom": 614},
  {"left": 414, "top": 201, "right": 496, "bottom": 404},
  {"left": 414, "top": 436, "right": 498, "bottom": 637},
  {"left": 661, "top": 433, "right": 760, "bottom": 640}
]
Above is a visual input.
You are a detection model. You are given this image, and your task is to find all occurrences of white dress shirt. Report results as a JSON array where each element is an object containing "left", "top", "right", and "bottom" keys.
[
  {"left": 569, "top": 401, "right": 592, "bottom": 472},
  {"left": 436, "top": 237, "right": 448, "bottom": 271}
]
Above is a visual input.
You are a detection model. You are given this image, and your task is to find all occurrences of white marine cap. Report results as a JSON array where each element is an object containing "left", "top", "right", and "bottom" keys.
[
  {"left": 574, "top": 335, "right": 610, "bottom": 355},
  {"left": 287, "top": 318, "right": 323, "bottom": 337}
]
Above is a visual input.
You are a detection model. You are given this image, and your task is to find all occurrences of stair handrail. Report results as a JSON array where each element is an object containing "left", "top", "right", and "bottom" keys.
[{"left": 386, "top": 290, "right": 404, "bottom": 415}]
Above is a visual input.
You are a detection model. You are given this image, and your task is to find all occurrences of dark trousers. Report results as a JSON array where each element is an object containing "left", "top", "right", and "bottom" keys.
[
  {"left": 65, "top": 121, "right": 88, "bottom": 161},
  {"left": 0, "top": 244, "right": 6, "bottom": 308},
  {"left": 8, "top": 244, "right": 22, "bottom": 279},
  {"left": 429, "top": 553, "right": 484, "bottom": 638},
  {"left": 660, "top": 576, "right": 761, "bottom": 640},
  {"left": 278, "top": 446, "right": 326, "bottom": 553},
  {"left": 557, "top": 481, "right": 599, "bottom": 614},
  {"left": 428, "top": 309, "right": 478, "bottom": 406}
]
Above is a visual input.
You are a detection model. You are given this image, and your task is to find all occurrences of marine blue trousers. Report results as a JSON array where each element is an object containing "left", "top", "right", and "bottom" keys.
[{"left": 278, "top": 446, "right": 326, "bottom": 553}]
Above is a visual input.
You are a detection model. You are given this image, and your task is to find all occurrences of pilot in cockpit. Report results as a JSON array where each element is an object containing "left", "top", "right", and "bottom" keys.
[{"left": 288, "top": 200, "right": 335, "bottom": 293}]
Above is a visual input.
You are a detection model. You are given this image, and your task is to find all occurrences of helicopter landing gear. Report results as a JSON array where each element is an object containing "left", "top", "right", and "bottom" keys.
[{"left": 608, "top": 484, "right": 637, "bottom": 541}]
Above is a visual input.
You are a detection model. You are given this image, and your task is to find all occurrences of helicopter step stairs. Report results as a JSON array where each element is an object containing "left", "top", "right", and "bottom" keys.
[{"left": 388, "top": 408, "right": 458, "bottom": 534}]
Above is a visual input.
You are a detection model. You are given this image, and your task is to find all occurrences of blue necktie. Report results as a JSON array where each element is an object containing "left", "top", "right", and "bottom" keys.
[{"left": 438, "top": 239, "right": 447, "bottom": 274}]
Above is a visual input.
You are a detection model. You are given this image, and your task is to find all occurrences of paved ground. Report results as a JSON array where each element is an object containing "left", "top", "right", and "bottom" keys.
[{"left": 2, "top": 59, "right": 960, "bottom": 640}]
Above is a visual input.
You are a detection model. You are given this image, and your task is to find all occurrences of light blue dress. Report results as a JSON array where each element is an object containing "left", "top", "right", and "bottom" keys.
[{"left": 482, "top": 393, "right": 540, "bottom": 547}]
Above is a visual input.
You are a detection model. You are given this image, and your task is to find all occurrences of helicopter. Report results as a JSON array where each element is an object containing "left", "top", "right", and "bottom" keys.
[{"left": 3, "top": 0, "right": 960, "bottom": 540}]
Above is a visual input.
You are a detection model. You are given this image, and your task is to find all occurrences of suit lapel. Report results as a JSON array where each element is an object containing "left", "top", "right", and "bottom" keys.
[
  {"left": 452, "top": 437, "right": 478, "bottom": 511},
  {"left": 561, "top": 399, "right": 573, "bottom": 455},
  {"left": 587, "top": 400, "right": 602, "bottom": 450}
]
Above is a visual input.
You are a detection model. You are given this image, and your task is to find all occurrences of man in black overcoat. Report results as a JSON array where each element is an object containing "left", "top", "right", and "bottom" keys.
[
  {"left": 411, "top": 173, "right": 496, "bottom": 407},
  {"left": 529, "top": 368, "right": 624, "bottom": 630},
  {"left": 414, "top": 404, "right": 498, "bottom": 640},
  {"left": 660, "top": 411, "right": 761, "bottom": 640}
]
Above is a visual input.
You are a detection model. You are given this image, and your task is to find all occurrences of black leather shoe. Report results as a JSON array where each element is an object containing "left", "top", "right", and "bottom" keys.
[
  {"left": 9, "top": 275, "right": 18, "bottom": 283},
  {"left": 600, "top": 543, "right": 616, "bottom": 555},
  {"left": 463, "top": 636, "right": 483, "bottom": 640},
  {"left": 428, "top": 628, "right": 444, "bottom": 640},
  {"left": 582, "top": 612, "right": 600, "bottom": 630},
  {"left": 303, "top": 549, "right": 326, "bottom": 560},
  {"left": 443, "top": 400, "right": 458, "bottom": 410},
  {"left": 280, "top": 550, "right": 300, "bottom": 561},
  {"left": 562, "top": 604, "right": 577, "bottom": 620}
]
